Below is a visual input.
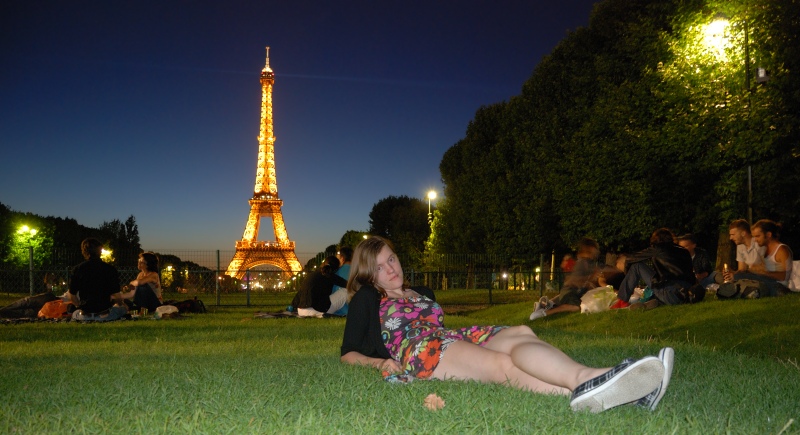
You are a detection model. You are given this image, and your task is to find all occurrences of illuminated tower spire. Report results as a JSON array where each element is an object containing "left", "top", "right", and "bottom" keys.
[
  {"left": 254, "top": 45, "right": 277, "bottom": 197},
  {"left": 227, "top": 47, "right": 302, "bottom": 279}
]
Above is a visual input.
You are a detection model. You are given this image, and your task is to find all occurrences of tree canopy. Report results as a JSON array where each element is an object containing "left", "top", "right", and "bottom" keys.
[{"left": 433, "top": 0, "right": 800, "bottom": 261}]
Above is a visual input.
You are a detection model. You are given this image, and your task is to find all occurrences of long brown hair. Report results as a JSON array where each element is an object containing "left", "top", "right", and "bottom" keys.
[
  {"left": 347, "top": 236, "right": 409, "bottom": 299},
  {"left": 139, "top": 252, "right": 160, "bottom": 273}
]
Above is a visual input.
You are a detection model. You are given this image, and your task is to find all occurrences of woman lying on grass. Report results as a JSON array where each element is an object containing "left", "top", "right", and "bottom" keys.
[{"left": 340, "top": 236, "right": 674, "bottom": 413}]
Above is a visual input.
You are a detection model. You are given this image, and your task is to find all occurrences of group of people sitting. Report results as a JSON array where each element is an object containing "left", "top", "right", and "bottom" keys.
[
  {"left": 530, "top": 219, "right": 796, "bottom": 320},
  {"left": 290, "top": 247, "right": 353, "bottom": 317},
  {"left": 66, "top": 238, "right": 164, "bottom": 321}
]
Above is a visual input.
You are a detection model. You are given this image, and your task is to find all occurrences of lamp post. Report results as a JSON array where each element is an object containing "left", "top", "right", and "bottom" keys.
[
  {"left": 706, "top": 14, "right": 762, "bottom": 223},
  {"left": 427, "top": 190, "right": 437, "bottom": 225},
  {"left": 17, "top": 225, "right": 37, "bottom": 296}
]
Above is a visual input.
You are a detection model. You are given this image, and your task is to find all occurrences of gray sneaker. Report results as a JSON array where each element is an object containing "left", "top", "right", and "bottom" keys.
[{"left": 529, "top": 307, "right": 547, "bottom": 320}]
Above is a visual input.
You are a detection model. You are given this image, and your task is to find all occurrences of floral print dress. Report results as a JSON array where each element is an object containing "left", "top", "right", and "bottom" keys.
[{"left": 379, "top": 295, "right": 507, "bottom": 380}]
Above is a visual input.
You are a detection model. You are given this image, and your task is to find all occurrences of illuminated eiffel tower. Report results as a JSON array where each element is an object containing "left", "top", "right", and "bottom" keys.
[{"left": 226, "top": 47, "right": 302, "bottom": 279}]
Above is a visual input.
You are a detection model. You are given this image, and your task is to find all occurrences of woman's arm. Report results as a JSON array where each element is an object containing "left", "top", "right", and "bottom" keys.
[
  {"left": 131, "top": 272, "right": 160, "bottom": 287},
  {"left": 341, "top": 287, "right": 390, "bottom": 360}
]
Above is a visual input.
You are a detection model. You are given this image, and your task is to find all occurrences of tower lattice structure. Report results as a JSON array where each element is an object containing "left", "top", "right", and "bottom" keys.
[{"left": 226, "top": 47, "right": 302, "bottom": 279}]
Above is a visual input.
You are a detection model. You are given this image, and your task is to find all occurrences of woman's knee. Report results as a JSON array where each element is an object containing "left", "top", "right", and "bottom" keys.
[
  {"left": 485, "top": 352, "right": 518, "bottom": 383},
  {"left": 503, "top": 325, "right": 538, "bottom": 339}
]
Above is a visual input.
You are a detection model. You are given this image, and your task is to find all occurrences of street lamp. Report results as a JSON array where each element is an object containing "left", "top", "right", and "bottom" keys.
[
  {"left": 704, "top": 14, "right": 765, "bottom": 223},
  {"left": 427, "top": 190, "right": 437, "bottom": 225},
  {"left": 17, "top": 225, "right": 37, "bottom": 295}
]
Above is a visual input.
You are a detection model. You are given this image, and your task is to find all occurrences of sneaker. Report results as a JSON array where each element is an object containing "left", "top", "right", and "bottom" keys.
[
  {"left": 630, "top": 299, "right": 660, "bottom": 311},
  {"left": 636, "top": 347, "right": 674, "bottom": 411},
  {"left": 570, "top": 356, "right": 664, "bottom": 413},
  {"left": 529, "top": 307, "right": 547, "bottom": 320}
]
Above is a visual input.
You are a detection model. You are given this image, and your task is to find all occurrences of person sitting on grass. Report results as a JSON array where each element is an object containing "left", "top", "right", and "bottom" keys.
[
  {"left": 613, "top": 228, "right": 697, "bottom": 310},
  {"left": 341, "top": 236, "right": 674, "bottom": 413},
  {"left": 726, "top": 219, "right": 766, "bottom": 275},
  {"left": 115, "top": 252, "right": 162, "bottom": 312},
  {"left": 292, "top": 255, "right": 347, "bottom": 317},
  {"left": 677, "top": 233, "right": 716, "bottom": 289},
  {"left": 68, "top": 238, "right": 127, "bottom": 321},
  {"left": 329, "top": 246, "right": 353, "bottom": 316},
  {"left": 720, "top": 219, "right": 793, "bottom": 297},
  {"left": 530, "top": 237, "right": 601, "bottom": 320}
]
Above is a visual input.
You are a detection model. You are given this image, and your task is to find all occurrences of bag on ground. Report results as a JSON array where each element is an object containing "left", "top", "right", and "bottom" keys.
[
  {"left": 164, "top": 297, "right": 207, "bottom": 313},
  {"left": 580, "top": 286, "right": 617, "bottom": 314},
  {"left": 37, "top": 299, "right": 73, "bottom": 319},
  {"left": 717, "top": 279, "right": 763, "bottom": 300}
]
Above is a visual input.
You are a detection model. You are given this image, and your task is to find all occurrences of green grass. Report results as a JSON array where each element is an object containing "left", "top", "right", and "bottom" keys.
[{"left": 1, "top": 294, "right": 799, "bottom": 433}]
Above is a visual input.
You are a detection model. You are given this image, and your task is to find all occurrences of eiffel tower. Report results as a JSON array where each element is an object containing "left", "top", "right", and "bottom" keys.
[{"left": 226, "top": 47, "right": 302, "bottom": 280}]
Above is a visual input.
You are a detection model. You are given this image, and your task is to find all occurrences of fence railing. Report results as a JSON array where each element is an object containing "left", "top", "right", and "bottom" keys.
[{"left": 1, "top": 248, "right": 566, "bottom": 307}]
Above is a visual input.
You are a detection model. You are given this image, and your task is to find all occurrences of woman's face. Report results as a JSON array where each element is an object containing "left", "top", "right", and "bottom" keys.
[
  {"left": 374, "top": 244, "right": 403, "bottom": 291},
  {"left": 137, "top": 257, "right": 147, "bottom": 272}
]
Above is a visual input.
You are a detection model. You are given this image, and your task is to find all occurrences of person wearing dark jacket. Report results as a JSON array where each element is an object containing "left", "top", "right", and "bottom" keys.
[
  {"left": 292, "top": 255, "right": 347, "bottom": 317},
  {"left": 617, "top": 228, "right": 698, "bottom": 309},
  {"left": 68, "top": 238, "right": 127, "bottom": 320}
]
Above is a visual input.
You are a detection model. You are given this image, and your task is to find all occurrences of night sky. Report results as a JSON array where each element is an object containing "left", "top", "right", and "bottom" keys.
[{"left": 1, "top": 0, "right": 599, "bottom": 262}]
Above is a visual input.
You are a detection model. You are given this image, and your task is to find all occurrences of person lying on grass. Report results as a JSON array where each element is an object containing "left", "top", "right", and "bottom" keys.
[{"left": 340, "top": 236, "right": 674, "bottom": 413}]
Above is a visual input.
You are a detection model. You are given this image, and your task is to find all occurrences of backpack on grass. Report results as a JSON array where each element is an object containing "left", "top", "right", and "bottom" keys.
[
  {"left": 717, "top": 279, "right": 763, "bottom": 299},
  {"left": 164, "top": 297, "right": 207, "bottom": 314}
]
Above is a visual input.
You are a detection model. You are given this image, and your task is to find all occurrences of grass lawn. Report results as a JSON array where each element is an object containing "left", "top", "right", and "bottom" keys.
[{"left": 1, "top": 293, "right": 799, "bottom": 433}]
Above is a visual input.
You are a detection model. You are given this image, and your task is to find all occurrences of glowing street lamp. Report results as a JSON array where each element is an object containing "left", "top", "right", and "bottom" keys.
[
  {"left": 17, "top": 225, "right": 38, "bottom": 237},
  {"left": 427, "top": 190, "right": 437, "bottom": 225},
  {"left": 704, "top": 14, "right": 764, "bottom": 223},
  {"left": 18, "top": 225, "right": 37, "bottom": 295},
  {"left": 703, "top": 15, "right": 731, "bottom": 60},
  {"left": 100, "top": 248, "right": 114, "bottom": 263}
]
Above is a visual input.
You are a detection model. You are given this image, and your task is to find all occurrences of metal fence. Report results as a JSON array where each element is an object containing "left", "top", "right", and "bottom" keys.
[{"left": 1, "top": 248, "right": 565, "bottom": 307}]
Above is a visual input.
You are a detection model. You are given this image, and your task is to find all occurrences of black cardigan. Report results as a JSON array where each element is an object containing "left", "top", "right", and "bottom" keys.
[{"left": 340, "top": 285, "right": 435, "bottom": 358}]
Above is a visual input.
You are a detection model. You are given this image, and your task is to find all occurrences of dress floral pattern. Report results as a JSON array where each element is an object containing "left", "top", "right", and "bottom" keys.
[{"left": 379, "top": 295, "right": 507, "bottom": 379}]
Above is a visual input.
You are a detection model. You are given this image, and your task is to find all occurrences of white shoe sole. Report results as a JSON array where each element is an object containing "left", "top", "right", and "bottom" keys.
[
  {"left": 647, "top": 347, "right": 674, "bottom": 410},
  {"left": 570, "top": 357, "right": 664, "bottom": 413}
]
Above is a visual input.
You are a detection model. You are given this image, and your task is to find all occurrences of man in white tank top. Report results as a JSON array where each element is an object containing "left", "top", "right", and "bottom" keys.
[{"left": 750, "top": 219, "right": 793, "bottom": 288}]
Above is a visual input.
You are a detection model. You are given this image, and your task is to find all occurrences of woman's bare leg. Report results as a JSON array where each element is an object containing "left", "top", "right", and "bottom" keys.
[
  {"left": 433, "top": 325, "right": 610, "bottom": 393},
  {"left": 483, "top": 325, "right": 610, "bottom": 389},
  {"left": 432, "top": 340, "right": 570, "bottom": 394}
]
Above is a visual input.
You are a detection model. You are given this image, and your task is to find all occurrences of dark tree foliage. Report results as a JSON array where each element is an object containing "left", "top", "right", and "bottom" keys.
[
  {"left": 434, "top": 0, "right": 799, "bottom": 261},
  {"left": 99, "top": 215, "right": 142, "bottom": 267},
  {"left": 338, "top": 230, "right": 367, "bottom": 251},
  {"left": 0, "top": 202, "right": 143, "bottom": 269},
  {"left": 368, "top": 196, "right": 430, "bottom": 266}
]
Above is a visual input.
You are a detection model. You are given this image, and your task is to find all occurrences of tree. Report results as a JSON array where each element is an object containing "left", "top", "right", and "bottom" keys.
[
  {"left": 432, "top": 0, "right": 800, "bottom": 260},
  {"left": 338, "top": 230, "right": 368, "bottom": 250},
  {"left": 99, "top": 215, "right": 141, "bottom": 267},
  {"left": 368, "top": 196, "right": 430, "bottom": 266}
]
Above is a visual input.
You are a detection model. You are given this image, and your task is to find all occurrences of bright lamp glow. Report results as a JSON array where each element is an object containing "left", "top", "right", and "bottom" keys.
[
  {"left": 703, "top": 16, "right": 731, "bottom": 60},
  {"left": 427, "top": 190, "right": 437, "bottom": 201},
  {"left": 100, "top": 249, "right": 114, "bottom": 263}
]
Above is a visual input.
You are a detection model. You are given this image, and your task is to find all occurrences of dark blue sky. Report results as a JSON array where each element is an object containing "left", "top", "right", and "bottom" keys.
[{"left": 1, "top": 0, "right": 599, "bottom": 261}]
